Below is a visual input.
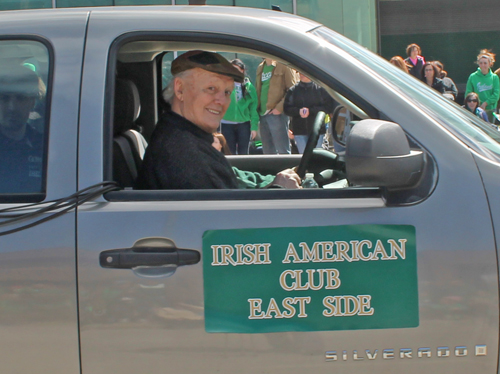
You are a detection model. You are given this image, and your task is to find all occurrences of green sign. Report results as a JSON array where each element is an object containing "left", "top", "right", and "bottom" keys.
[{"left": 203, "top": 225, "right": 418, "bottom": 333}]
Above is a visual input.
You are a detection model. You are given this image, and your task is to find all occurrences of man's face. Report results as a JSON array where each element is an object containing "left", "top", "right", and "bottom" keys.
[
  {"left": 175, "top": 68, "right": 234, "bottom": 133},
  {"left": 0, "top": 93, "right": 35, "bottom": 133}
]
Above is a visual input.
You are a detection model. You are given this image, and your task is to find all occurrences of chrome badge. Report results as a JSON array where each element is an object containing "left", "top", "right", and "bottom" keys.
[{"left": 326, "top": 345, "right": 487, "bottom": 361}]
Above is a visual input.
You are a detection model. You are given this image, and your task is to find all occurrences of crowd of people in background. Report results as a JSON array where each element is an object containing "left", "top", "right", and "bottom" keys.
[
  {"left": 390, "top": 43, "right": 500, "bottom": 125},
  {"left": 217, "top": 57, "right": 336, "bottom": 156},
  {"left": 215, "top": 44, "right": 500, "bottom": 157}
]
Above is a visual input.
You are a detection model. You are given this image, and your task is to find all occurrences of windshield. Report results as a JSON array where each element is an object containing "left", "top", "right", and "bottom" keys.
[{"left": 311, "top": 26, "right": 500, "bottom": 161}]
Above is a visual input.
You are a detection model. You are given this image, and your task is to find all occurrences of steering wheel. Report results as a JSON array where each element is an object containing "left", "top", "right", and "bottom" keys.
[{"left": 296, "top": 111, "right": 326, "bottom": 179}]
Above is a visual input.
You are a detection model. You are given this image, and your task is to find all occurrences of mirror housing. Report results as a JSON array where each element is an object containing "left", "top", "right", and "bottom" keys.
[
  {"left": 330, "top": 106, "right": 351, "bottom": 152},
  {"left": 346, "top": 119, "right": 424, "bottom": 189}
]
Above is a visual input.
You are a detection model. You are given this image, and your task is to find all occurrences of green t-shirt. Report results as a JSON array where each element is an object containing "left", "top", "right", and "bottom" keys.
[
  {"left": 232, "top": 167, "right": 275, "bottom": 189},
  {"left": 259, "top": 64, "right": 274, "bottom": 115}
]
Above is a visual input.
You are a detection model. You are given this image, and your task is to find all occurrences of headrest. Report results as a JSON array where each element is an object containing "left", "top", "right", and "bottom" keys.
[{"left": 113, "top": 79, "right": 141, "bottom": 135}]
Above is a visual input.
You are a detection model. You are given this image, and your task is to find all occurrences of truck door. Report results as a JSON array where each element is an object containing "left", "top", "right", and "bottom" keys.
[
  {"left": 0, "top": 10, "right": 89, "bottom": 374},
  {"left": 76, "top": 9, "right": 499, "bottom": 374}
]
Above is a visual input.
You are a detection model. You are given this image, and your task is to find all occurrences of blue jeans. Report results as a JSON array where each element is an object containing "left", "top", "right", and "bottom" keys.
[
  {"left": 294, "top": 134, "right": 325, "bottom": 154},
  {"left": 259, "top": 113, "right": 290, "bottom": 154},
  {"left": 221, "top": 121, "right": 251, "bottom": 155}
]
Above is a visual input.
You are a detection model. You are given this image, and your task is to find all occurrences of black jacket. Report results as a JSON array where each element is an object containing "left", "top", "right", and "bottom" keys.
[
  {"left": 405, "top": 56, "right": 424, "bottom": 79},
  {"left": 421, "top": 77, "right": 446, "bottom": 94},
  {"left": 136, "top": 109, "right": 238, "bottom": 190},
  {"left": 283, "top": 81, "right": 336, "bottom": 135},
  {"left": 442, "top": 76, "right": 458, "bottom": 99},
  {"left": 0, "top": 125, "right": 43, "bottom": 193}
]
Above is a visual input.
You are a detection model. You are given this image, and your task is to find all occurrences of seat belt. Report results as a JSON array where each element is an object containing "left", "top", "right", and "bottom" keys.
[
  {"left": 125, "top": 129, "right": 147, "bottom": 159},
  {"left": 114, "top": 136, "right": 138, "bottom": 180}
]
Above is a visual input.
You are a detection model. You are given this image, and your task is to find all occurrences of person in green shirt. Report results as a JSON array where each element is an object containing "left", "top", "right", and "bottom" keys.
[
  {"left": 220, "top": 59, "right": 259, "bottom": 155},
  {"left": 465, "top": 49, "right": 500, "bottom": 123}
]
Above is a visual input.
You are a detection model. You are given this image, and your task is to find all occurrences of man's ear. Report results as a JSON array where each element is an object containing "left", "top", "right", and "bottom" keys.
[{"left": 174, "top": 77, "right": 184, "bottom": 101}]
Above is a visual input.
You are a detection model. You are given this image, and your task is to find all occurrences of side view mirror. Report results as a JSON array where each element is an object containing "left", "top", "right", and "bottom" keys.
[
  {"left": 329, "top": 105, "right": 356, "bottom": 152},
  {"left": 345, "top": 119, "right": 424, "bottom": 189}
]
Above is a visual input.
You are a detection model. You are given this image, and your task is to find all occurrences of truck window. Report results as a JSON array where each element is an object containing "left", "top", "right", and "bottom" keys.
[
  {"left": 0, "top": 40, "right": 49, "bottom": 200},
  {"left": 112, "top": 48, "right": 343, "bottom": 191},
  {"left": 106, "top": 38, "right": 434, "bottom": 205}
]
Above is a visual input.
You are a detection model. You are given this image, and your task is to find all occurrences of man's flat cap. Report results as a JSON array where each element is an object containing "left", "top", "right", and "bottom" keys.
[{"left": 171, "top": 50, "right": 244, "bottom": 83}]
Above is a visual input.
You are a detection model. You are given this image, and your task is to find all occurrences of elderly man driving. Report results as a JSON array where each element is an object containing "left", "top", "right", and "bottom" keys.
[{"left": 136, "top": 50, "right": 301, "bottom": 190}]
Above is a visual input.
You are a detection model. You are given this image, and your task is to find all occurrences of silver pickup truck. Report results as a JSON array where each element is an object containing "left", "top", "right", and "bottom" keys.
[{"left": 0, "top": 5, "right": 499, "bottom": 374}]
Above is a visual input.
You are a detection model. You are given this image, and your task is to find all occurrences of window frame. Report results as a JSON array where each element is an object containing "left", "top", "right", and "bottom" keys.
[
  {"left": 103, "top": 30, "right": 429, "bottom": 204},
  {"left": 0, "top": 35, "right": 54, "bottom": 204}
]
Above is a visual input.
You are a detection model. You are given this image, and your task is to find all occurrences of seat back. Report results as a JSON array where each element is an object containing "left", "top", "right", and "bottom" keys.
[{"left": 113, "top": 78, "right": 148, "bottom": 188}]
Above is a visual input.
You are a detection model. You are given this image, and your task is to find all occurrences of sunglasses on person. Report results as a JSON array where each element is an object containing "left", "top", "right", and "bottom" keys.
[{"left": 466, "top": 99, "right": 478, "bottom": 103}]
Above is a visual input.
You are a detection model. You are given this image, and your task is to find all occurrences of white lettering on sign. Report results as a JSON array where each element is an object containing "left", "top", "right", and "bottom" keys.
[
  {"left": 282, "top": 239, "right": 406, "bottom": 264},
  {"left": 206, "top": 232, "right": 413, "bottom": 324},
  {"left": 211, "top": 243, "right": 271, "bottom": 266},
  {"left": 279, "top": 268, "right": 341, "bottom": 291},
  {"left": 322, "top": 295, "right": 374, "bottom": 317},
  {"left": 248, "top": 297, "right": 311, "bottom": 319}
]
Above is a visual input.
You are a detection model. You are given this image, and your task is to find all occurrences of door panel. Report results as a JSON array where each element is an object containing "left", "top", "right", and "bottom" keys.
[
  {"left": 77, "top": 10, "right": 498, "bottom": 374},
  {"left": 77, "top": 182, "right": 498, "bottom": 374},
  {"left": 0, "top": 10, "right": 88, "bottom": 374}
]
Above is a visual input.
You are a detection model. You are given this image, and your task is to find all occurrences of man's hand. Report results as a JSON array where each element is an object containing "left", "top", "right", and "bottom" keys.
[
  {"left": 272, "top": 168, "right": 302, "bottom": 189},
  {"left": 251, "top": 130, "right": 257, "bottom": 140},
  {"left": 269, "top": 108, "right": 281, "bottom": 115},
  {"left": 481, "top": 102, "right": 488, "bottom": 110}
]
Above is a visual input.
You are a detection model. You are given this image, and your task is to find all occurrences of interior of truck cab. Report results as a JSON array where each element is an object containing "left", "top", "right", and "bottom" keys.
[{"left": 105, "top": 37, "right": 433, "bottom": 205}]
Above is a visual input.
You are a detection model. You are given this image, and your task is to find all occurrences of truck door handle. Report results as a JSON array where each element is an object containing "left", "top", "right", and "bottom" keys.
[{"left": 99, "top": 246, "right": 200, "bottom": 269}]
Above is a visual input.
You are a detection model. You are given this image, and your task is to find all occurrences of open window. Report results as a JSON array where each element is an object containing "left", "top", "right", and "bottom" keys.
[{"left": 104, "top": 33, "right": 435, "bottom": 205}]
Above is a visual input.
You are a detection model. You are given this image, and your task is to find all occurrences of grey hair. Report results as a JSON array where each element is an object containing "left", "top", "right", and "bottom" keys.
[{"left": 162, "top": 70, "right": 193, "bottom": 104}]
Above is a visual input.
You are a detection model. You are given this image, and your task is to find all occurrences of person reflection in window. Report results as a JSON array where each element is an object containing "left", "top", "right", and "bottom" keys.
[{"left": 0, "top": 65, "right": 45, "bottom": 193}]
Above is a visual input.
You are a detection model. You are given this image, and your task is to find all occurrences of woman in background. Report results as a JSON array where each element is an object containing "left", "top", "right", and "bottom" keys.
[
  {"left": 463, "top": 92, "right": 489, "bottom": 123},
  {"left": 404, "top": 43, "right": 425, "bottom": 78},
  {"left": 431, "top": 60, "right": 458, "bottom": 101},
  {"left": 421, "top": 62, "right": 445, "bottom": 94},
  {"left": 213, "top": 133, "right": 231, "bottom": 155},
  {"left": 220, "top": 59, "right": 259, "bottom": 155},
  {"left": 389, "top": 56, "right": 409, "bottom": 73},
  {"left": 465, "top": 49, "right": 500, "bottom": 123}
]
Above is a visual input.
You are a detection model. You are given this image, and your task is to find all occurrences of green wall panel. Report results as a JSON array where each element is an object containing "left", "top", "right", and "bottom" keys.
[
  {"left": 207, "top": 0, "right": 233, "bottom": 4},
  {"left": 297, "top": 0, "right": 343, "bottom": 34},
  {"left": 57, "top": 0, "right": 112, "bottom": 6},
  {"left": 175, "top": 0, "right": 233, "bottom": 4},
  {"left": 235, "top": 0, "right": 292, "bottom": 13},
  {"left": 342, "top": 0, "right": 377, "bottom": 52},
  {"left": 297, "top": 0, "right": 377, "bottom": 51},
  {"left": 115, "top": 0, "right": 171, "bottom": 4},
  {"left": 0, "top": 0, "right": 50, "bottom": 10}
]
